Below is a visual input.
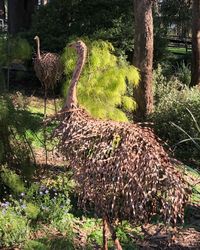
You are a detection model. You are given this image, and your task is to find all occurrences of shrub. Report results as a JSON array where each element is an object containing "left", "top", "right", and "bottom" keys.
[
  {"left": 0, "top": 36, "right": 31, "bottom": 66},
  {"left": 151, "top": 66, "right": 200, "bottom": 163},
  {"left": 0, "top": 94, "right": 38, "bottom": 176},
  {"left": 62, "top": 39, "right": 139, "bottom": 121},
  {"left": 176, "top": 61, "right": 191, "bottom": 86},
  {"left": 0, "top": 207, "right": 29, "bottom": 247},
  {"left": 23, "top": 178, "right": 72, "bottom": 224},
  {"left": 0, "top": 167, "right": 26, "bottom": 195}
]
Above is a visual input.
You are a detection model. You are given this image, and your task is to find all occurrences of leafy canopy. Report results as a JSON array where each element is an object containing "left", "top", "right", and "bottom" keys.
[
  {"left": 29, "top": 0, "right": 133, "bottom": 54},
  {"left": 62, "top": 39, "right": 140, "bottom": 122}
]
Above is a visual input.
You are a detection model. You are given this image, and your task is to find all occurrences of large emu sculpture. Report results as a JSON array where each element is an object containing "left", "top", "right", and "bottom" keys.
[{"left": 53, "top": 40, "right": 188, "bottom": 250}]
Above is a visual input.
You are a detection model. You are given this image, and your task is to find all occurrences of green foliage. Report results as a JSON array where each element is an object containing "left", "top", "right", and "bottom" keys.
[
  {"left": 160, "top": 0, "right": 192, "bottom": 37},
  {"left": 0, "top": 167, "right": 25, "bottom": 194},
  {"left": 0, "top": 171, "right": 73, "bottom": 247},
  {"left": 153, "top": 8, "right": 169, "bottom": 65},
  {"left": 152, "top": 66, "right": 200, "bottom": 163},
  {"left": 0, "top": 36, "right": 31, "bottom": 66},
  {"left": 183, "top": 165, "right": 200, "bottom": 206},
  {"left": 24, "top": 202, "right": 40, "bottom": 220},
  {"left": 24, "top": 173, "right": 73, "bottom": 225},
  {"left": 176, "top": 61, "right": 191, "bottom": 86},
  {"left": 29, "top": 0, "right": 133, "bottom": 54},
  {"left": 28, "top": 0, "right": 176, "bottom": 63},
  {"left": 171, "top": 109, "right": 200, "bottom": 157},
  {"left": 0, "top": 94, "right": 35, "bottom": 174},
  {"left": 0, "top": 207, "right": 29, "bottom": 247},
  {"left": 62, "top": 39, "right": 139, "bottom": 121},
  {"left": 24, "top": 240, "right": 48, "bottom": 250},
  {"left": 24, "top": 237, "right": 75, "bottom": 250}
]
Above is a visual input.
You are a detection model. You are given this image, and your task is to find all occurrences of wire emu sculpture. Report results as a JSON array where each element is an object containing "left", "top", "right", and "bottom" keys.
[
  {"left": 33, "top": 35, "right": 63, "bottom": 165},
  {"left": 33, "top": 35, "right": 63, "bottom": 114},
  {"left": 52, "top": 40, "right": 188, "bottom": 250}
]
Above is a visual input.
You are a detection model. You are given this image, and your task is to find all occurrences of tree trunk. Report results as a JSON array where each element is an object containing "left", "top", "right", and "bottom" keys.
[
  {"left": 0, "top": 0, "right": 5, "bottom": 20},
  {"left": 191, "top": 0, "right": 200, "bottom": 86},
  {"left": 133, "top": 0, "right": 154, "bottom": 121},
  {"left": 8, "top": 0, "right": 37, "bottom": 35}
]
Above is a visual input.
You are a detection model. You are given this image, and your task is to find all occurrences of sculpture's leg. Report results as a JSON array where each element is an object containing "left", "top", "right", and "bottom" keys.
[
  {"left": 53, "top": 88, "right": 57, "bottom": 114},
  {"left": 103, "top": 216, "right": 108, "bottom": 250},
  {"left": 107, "top": 222, "right": 122, "bottom": 250},
  {"left": 43, "top": 86, "right": 48, "bottom": 166}
]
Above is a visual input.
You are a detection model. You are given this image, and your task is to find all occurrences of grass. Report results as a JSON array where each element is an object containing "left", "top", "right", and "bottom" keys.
[
  {"left": 24, "top": 237, "right": 75, "bottom": 250},
  {"left": 22, "top": 217, "right": 139, "bottom": 250},
  {"left": 27, "top": 97, "right": 62, "bottom": 116},
  {"left": 167, "top": 47, "right": 191, "bottom": 55}
]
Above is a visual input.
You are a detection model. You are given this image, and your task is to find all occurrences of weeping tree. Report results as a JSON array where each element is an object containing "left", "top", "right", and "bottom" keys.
[
  {"left": 191, "top": 0, "right": 200, "bottom": 86},
  {"left": 62, "top": 39, "right": 140, "bottom": 122},
  {"left": 133, "top": 0, "right": 154, "bottom": 121}
]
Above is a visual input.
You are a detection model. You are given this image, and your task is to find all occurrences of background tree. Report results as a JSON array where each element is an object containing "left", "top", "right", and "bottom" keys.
[
  {"left": 0, "top": 0, "right": 5, "bottom": 20},
  {"left": 133, "top": 0, "right": 154, "bottom": 120},
  {"left": 29, "top": 0, "right": 134, "bottom": 54},
  {"left": 160, "top": 0, "right": 192, "bottom": 38},
  {"left": 191, "top": 0, "right": 200, "bottom": 86},
  {"left": 8, "top": 0, "right": 37, "bottom": 34}
]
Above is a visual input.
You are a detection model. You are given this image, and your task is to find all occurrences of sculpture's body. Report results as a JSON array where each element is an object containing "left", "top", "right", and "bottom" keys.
[
  {"left": 53, "top": 41, "right": 188, "bottom": 250},
  {"left": 33, "top": 36, "right": 63, "bottom": 91}
]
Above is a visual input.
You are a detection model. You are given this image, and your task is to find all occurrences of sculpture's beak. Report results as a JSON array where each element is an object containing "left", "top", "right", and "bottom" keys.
[{"left": 68, "top": 42, "right": 75, "bottom": 49}]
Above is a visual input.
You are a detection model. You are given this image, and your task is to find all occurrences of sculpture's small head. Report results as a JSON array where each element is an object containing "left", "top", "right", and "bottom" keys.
[
  {"left": 69, "top": 40, "right": 87, "bottom": 55},
  {"left": 34, "top": 35, "right": 39, "bottom": 41}
]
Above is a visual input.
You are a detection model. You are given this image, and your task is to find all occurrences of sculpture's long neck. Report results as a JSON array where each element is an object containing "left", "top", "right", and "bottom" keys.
[
  {"left": 36, "top": 38, "right": 41, "bottom": 59},
  {"left": 64, "top": 48, "right": 87, "bottom": 110}
]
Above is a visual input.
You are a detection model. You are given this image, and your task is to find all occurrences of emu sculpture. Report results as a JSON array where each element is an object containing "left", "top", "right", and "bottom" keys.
[
  {"left": 33, "top": 35, "right": 63, "bottom": 91},
  {"left": 53, "top": 40, "right": 188, "bottom": 250},
  {"left": 33, "top": 36, "right": 63, "bottom": 114},
  {"left": 34, "top": 36, "right": 63, "bottom": 165}
]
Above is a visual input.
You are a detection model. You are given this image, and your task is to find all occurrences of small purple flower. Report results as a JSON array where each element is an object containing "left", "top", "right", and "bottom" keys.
[
  {"left": 2, "top": 209, "right": 6, "bottom": 215},
  {"left": 20, "top": 192, "right": 25, "bottom": 197},
  {"left": 45, "top": 190, "right": 49, "bottom": 194},
  {"left": 1, "top": 202, "right": 9, "bottom": 208},
  {"left": 40, "top": 185, "right": 45, "bottom": 190},
  {"left": 39, "top": 191, "right": 43, "bottom": 195},
  {"left": 21, "top": 204, "right": 26, "bottom": 209}
]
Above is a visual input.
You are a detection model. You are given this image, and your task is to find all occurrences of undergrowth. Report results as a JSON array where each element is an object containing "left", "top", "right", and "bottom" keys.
[{"left": 152, "top": 64, "right": 200, "bottom": 165}]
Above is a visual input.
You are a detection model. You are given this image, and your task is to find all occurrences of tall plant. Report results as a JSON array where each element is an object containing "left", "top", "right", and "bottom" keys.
[{"left": 62, "top": 39, "right": 140, "bottom": 122}]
